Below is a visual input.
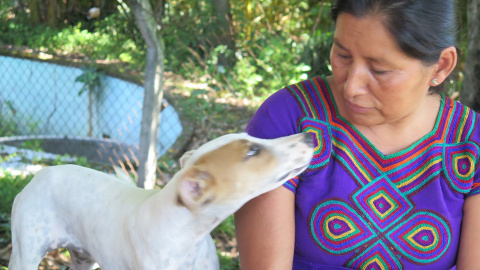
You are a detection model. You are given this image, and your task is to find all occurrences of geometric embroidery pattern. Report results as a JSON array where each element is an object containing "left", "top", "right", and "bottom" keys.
[
  {"left": 387, "top": 211, "right": 451, "bottom": 264},
  {"left": 352, "top": 176, "right": 413, "bottom": 232},
  {"left": 346, "top": 241, "right": 403, "bottom": 270},
  {"left": 308, "top": 198, "right": 452, "bottom": 269},
  {"left": 299, "top": 118, "right": 331, "bottom": 169},
  {"left": 309, "top": 199, "right": 375, "bottom": 254},
  {"left": 443, "top": 143, "right": 480, "bottom": 193}
]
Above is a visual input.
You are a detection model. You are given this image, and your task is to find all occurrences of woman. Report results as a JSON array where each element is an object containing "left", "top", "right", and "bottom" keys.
[{"left": 234, "top": 0, "right": 480, "bottom": 269}]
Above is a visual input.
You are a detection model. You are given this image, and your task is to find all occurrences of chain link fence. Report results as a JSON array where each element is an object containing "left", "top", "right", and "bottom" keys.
[{"left": 0, "top": 54, "right": 183, "bottom": 173}]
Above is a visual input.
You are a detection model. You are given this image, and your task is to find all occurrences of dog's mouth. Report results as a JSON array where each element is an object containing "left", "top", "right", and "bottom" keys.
[{"left": 277, "top": 164, "right": 309, "bottom": 182}]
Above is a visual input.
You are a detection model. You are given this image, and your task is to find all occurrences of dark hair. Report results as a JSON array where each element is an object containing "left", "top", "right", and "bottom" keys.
[{"left": 331, "top": 0, "right": 457, "bottom": 92}]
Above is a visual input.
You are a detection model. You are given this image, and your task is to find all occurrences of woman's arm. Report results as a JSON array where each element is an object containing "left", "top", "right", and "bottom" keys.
[
  {"left": 456, "top": 194, "right": 480, "bottom": 269},
  {"left": 234, "top": 186, "right": 295, "bottom": 270}
]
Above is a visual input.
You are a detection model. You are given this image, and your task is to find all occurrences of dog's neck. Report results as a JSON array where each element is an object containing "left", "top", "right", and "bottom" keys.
[{"left": 130, "top": 177, "right": 233, "bottom": 247}]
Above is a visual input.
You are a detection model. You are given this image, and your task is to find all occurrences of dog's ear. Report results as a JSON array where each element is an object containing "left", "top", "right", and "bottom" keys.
[
  {"left": 179, "top": 150, "right": 195, "bottom": 169},
  {"left": 177, "top": 167, "right": 214, "bottom": 211}
]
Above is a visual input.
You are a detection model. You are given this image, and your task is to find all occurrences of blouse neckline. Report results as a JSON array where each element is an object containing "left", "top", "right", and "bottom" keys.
[{"left": 319, "top": 74, "right": 446, "bottom": 159}]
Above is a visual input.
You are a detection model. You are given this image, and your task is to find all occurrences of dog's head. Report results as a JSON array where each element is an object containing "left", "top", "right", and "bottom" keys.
[{"left": 176, "top": 133, "right": 314, "bottom": 212}]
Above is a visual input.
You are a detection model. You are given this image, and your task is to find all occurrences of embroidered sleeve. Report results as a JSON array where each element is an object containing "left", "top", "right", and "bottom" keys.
[
  {"left": 465, "top": 113, "right": 480, "bottom": 198},
  {"left": 468, "top": 168, "right": 480, "bottom": 197},
  {"left": 284, "top": 176, "right": 300, "bottom": 194}
]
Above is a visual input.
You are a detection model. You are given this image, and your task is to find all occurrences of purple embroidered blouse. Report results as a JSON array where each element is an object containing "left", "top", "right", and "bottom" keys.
[{"left": 246, "top": 75, "right": 480, "bottom": 270}]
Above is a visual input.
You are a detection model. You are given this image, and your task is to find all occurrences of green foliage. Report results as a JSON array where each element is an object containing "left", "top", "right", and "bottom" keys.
[
  {"left": 214, "top": 215, "right": 239, "bottom": 270},
  {"left": 164, "top": 1, "right": 333, "bottom": 100},
  {"left": 0, "top": 172, "right": 31, "bottom": 252},
  {"left": 0, "top": 1, "right": 335, "bottom": 101},
  {"left": 20, "top": 139, "right": 43, "bottom": 152},
  {"left": 213, "top": 215, "right": 236, "bottom": 239},
  {"left": 0, "top": 172, "right": 31, "bottom": 249},
  {"left": 49, "top": 154, "right": 89, "bottom": 167},
  {"left": 75, "top": 66, "right": 104, "bottom": 96},
  {"left": 157, "top": 154, "right": 179, "bottom": 176},
  {"left": 0, "top": 116, "right": 17, "bottom": 137},
  {"left": 0, "top": 172, "right": 32, "bottom": 214},
  {"left": 218, "top": 252, "right": 240, "bottom": 270},
  {"left": 0, "top": 99, "right": 18, "bottom": 137},
  {"left": 0, "top": 9, "right": 145, "bottom": 69},
  {"left": 0, "top": 213, "right": 12, "bottom": 248},
  {"left": 173, "top": 89, "right": 253, "bottom": 141},
  {"left": 0, "top": 151, "right": 16, "bottom": 164},
  {"left": 228, "top": 35, "right": 312, "bottom": 99}
]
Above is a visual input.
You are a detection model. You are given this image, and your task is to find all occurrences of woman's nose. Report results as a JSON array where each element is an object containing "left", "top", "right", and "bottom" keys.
[{"left": 344, "top": 65, "right": 369, "bottom": 98}]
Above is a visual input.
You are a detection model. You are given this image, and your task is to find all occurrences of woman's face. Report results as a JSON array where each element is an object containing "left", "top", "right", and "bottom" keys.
[{"left": 330, "top": 13, "right": 436, "bottom": 127}]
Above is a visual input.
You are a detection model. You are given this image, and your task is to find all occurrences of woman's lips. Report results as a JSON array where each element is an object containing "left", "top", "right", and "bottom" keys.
[{"left": 347, "top": 101, "right": 373, "bottom": 113}]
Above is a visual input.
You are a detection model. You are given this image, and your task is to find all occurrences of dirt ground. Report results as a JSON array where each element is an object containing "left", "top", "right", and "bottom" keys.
[{"left": 0, "top": 235, "right": 239, "bottom": 269}]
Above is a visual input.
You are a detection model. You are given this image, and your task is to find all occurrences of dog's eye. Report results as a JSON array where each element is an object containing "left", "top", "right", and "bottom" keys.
[{"left": 246, "top": 144, "right": 261, "bottom": 157}]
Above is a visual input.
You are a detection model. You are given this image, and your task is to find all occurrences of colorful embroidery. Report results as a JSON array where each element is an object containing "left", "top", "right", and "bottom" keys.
[
  {"left": 284, "top": 176, "right": 299, "bottom": 193},
  {"left": 309, "top": 198, "right": 451, "bottom": 269},
  {"left": 443, "top": 143, "right": 480, "bottom": 193},
  {"left": 309, "top": 199, "right": 376, "bottom": 254},
  {"left": 299, "top": 118, "right": 331, "bottom": 169},
  {"left": 346, "top": 241, "right": 403, "bottom": 270},
  {"left": 286, "top": 76, "right": 478, "bottom": 269},
  {"left": 387, "top": 211, "right": 451, "bottom": 264},
  {"left": 352, "top": 176, "right": 413, "bottom": 232}
]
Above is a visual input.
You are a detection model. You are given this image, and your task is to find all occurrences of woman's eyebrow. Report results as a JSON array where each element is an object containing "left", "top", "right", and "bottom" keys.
[{"left": 333, "top": 38, "right": 348, "bottom": 51}]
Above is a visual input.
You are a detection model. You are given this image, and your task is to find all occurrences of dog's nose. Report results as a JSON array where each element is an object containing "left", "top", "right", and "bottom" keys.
[{"left": 302, "top": 132, "right": 315, "bottom": 148}]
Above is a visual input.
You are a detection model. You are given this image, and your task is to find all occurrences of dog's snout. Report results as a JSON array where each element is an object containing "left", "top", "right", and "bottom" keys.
[{"left": 303, "top": 133, "right": 314, "bottom": 148}]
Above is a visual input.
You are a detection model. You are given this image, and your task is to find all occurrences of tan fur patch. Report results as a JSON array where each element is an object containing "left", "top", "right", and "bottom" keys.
[{"left": 190, "top": 139, "right": 278, "bottom": 204}]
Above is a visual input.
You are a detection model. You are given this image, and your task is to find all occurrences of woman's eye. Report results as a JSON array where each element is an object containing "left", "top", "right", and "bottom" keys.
[
  {"left": 246, "top": 145, "right": 261, "bottom": 157},
  {"left": 338, "top": 53, "right": 351, "bottom": 60},
  {"left": 372, "top": 69, "right": 389, "bottom": 75}
]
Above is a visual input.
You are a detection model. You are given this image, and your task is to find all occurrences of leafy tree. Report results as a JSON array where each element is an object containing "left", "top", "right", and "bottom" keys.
[
  {"left": 460, "top": 0, "right": 480, "bottom": 112},
  {"left": 211, "top": 0, "right": 236, "bottom": 68},
  {"left": 24, "top": 0, "right": 118, "bottom": 28}
]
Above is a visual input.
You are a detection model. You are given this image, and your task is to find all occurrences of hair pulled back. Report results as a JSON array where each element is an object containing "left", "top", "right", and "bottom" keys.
[{"left": 331, "top": 0, "right": 457, "bottom": 92}]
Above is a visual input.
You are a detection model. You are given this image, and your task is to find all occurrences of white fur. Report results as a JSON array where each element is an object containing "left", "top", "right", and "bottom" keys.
[{"left": 8, "top": 133, "right": 313, "bottom": 270}]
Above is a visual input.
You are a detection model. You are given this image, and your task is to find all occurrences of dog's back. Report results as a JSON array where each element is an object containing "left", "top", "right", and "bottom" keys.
[{"left": 9, "top": 165, "right": 153, "bottom": 270}]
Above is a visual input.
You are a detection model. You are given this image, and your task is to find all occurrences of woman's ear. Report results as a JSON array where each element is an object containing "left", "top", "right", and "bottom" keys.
[{"left": 430, "top": 46, "right": 458, "bottom": 86}]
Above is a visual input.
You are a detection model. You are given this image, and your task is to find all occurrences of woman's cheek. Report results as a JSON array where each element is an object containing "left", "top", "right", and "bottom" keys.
[{"left": 331, "top": 58, "right": 349, "bottom": 81}]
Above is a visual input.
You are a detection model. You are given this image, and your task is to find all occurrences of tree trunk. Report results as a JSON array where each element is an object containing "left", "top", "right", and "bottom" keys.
[
  {"left": 127, "top": 0, "right": 165, "bottom": 189},
  {"left": 460, "top": 0, "right": 480, "bottom": 112},
  {"left": 46, "top": 0, "right": 58, "bottom": 28},
  {"left": 211, "top": 0, "right": 236, "bottom": 68},
  {"left": 151, "top": 0, "right": 165, "bottom": 23},
  {"left": 28, "top": 0, "right": 41, "bottom": 24},
  {"left": 88, "top": 88, "right": 94, "bottom": 137}
]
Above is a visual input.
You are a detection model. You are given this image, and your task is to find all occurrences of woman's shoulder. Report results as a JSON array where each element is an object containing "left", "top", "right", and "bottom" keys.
[
  {"left": 443, "top": 96, "right": 480, "bottom": 144},
  {"left": 246, "top": 75, "right": 331, "bottom": 139}
]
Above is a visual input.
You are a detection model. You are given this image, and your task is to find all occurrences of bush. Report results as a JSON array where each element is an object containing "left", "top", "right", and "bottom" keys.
[
  {"left": 0, "top": 172, "right": 32, "bottom": 247},
  {"left": 0, "top": 172, "right": 32, "bottom": 214}
]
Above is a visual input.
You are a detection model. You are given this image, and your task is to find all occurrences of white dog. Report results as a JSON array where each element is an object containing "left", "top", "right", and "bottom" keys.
[{"left": 8, "top": 133, "right": 314, "bottom": 270}]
